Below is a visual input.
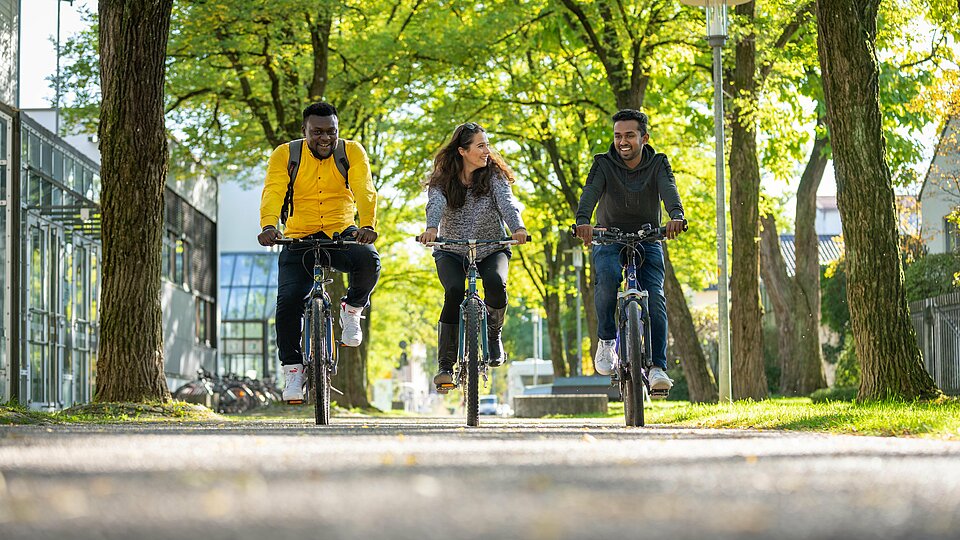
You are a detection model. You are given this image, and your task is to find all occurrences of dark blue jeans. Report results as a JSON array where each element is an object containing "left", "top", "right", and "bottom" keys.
[
  {"left": 592, "top": 241, "right": 668, "bottom": 370},
  {"left": 276, "top": 227, "right": 381, "bottom": 366}
]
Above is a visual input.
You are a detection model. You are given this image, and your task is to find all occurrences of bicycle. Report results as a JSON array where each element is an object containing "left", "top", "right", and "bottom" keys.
[
  {"left": 419, "top": 235, "right": 527, "bottom": 427},
  {"left": 274, "top": 234, "right": 356, "bottom": 425},
  {"left": 573, "top": 222, "right": 685, "bottom": 427}
]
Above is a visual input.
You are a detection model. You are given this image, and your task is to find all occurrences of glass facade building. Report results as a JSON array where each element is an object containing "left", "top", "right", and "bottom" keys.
[
  {"left": 219, "top": 252, "right": 278, "bottom": 380},
  {"left": 0, "top": 108, "right": 101, "bottom": 409},
  {"left": 0, "top": 3, "right": 218, "bottom": 407}
]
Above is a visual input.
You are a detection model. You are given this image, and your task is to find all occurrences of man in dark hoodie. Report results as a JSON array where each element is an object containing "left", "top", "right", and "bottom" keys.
[{"left": 574, "top": 109, "right": 685, "bottom": 394}]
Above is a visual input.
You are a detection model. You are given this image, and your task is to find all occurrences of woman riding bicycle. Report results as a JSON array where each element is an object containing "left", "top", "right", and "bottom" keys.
[{"left": 418, "top": 122, "right": 527, "bottom": 389}]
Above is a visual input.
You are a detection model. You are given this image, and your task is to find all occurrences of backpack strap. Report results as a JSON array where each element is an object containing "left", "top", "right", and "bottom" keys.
[
  {"left": 334, "top": 138, "right": 350, "bottom": 189},
  {"left": 279, "top": 139, "right": 303, "bottom": 226}
]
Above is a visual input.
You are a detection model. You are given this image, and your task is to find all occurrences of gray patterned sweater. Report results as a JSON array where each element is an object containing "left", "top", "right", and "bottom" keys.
[{"left": 425, "top": 174, "right": 525, "bottom": 261}]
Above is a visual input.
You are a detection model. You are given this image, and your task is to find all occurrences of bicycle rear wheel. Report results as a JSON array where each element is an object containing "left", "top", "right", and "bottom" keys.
[
  {"left": 309, "top": 298, "right": 331, "bottom": 425},
  {"left": 623, "top": 301, "right": 645, "bottom": 427},
  {"left": 464, "top": 297, "right": 481, "bottom": 427}
]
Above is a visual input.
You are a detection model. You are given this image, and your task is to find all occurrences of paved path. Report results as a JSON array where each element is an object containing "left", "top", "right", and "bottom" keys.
[{"left": 1, "top": 417, "right": 959, "bottom": 539}]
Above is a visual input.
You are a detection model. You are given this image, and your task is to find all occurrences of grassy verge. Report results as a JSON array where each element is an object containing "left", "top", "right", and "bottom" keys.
[
  {"left": 1, "top": 400, "right": 223, "bottom": 424},
  {"left": 637, "top": 397, "right": 960, "bottom": 439}
]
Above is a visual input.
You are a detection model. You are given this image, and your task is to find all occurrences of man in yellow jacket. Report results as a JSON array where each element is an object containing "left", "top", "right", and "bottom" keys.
[{"left": 258, "top": 102, "right": 380, "bottom": 403}]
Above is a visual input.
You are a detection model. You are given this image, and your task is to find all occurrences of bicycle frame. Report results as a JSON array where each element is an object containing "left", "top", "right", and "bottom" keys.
[
  {"left": 457, "top": 242, "right": 490, "bottom": 377},
  {"left": 616, "top": 244, "right": 654, "bottom": 383},
  {"left": 302, "top": 249, "right": 336, "bottom": 376}
]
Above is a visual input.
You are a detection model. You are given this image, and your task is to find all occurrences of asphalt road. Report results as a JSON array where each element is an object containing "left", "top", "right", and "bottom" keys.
[{"left": 1, "top": 417, "right": 959, "bottom": 539}]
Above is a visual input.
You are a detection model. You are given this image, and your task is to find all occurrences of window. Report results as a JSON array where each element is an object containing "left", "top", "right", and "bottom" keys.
[
  {"left": 945, "top": 218, "right": 959, "bottom": 253},
  {"left": 196, "top": 299, "right": 211, "bottom": 346}
]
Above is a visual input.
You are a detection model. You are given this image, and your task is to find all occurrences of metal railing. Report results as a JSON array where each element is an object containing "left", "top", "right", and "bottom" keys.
[{"left": 910, "top": 291, "right": 960, "bottom": 395}]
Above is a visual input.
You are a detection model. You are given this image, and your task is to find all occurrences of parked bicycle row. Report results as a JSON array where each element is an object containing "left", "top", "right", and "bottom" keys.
[{"left": 172, "top": 369, "right": 282, "bottom": 414}]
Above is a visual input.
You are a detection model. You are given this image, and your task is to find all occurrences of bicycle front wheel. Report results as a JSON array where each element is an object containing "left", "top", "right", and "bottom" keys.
[
  {"left": 464, "top": 297, "right": 482, "bottom": 427},
  {"left": 623, "top": 301, "right": 645, "bottom": 427},
  {"left": 309, "top": 298, "right": 332, "bottom": 426}
]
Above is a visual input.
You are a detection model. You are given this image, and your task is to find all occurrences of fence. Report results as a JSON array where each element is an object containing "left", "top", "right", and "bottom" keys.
[{"left": 910, "top": 291, "right": 960, "bottom": 395}]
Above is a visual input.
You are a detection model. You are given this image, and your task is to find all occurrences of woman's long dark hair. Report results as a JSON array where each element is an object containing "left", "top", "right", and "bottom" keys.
[{"left": 427, "top": 122, "right": 515, "bottom": 209}]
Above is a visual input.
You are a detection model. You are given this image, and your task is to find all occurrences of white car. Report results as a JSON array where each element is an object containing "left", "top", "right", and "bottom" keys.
[{"left": 479, "top": 395, "right": 498, "bottom": 415}]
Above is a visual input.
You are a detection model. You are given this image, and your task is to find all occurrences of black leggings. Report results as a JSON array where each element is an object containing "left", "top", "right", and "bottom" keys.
[{"left": 435, "top": 250, "right": 509, "bottom": 324}]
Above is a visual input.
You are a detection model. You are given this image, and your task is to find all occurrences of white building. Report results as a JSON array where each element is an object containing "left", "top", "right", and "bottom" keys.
[{"left": 919, "top": 116, "right": 960, "bottom": 254}]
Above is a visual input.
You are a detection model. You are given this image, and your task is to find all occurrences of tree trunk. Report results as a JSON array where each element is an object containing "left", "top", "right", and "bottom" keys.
[
  {"left": 329, "top": 274, "right": 371, "bottom": 409},
  {"left": 758, "top": 214, "right": 796, "bottom": 388},
  {"left": 664, "top": 247, "right": 718, "bottom": 403},
  {"left": 728, "top": 1, "right": 768, "bottom": 400},
  {"left": 95, "top": 0, "right": 174, "bottom": 403},
  {"left": 545, "top": 289, "right": 568, "bottom": 378},
  {"left": 815, "top": 0, "right": 939, "bottom": 400},
  {"left": 759, "top": 126, "right": 830, "bottom": 396},
  {"left": 784, "top": 127, "right": 829, "bottom": 395}
]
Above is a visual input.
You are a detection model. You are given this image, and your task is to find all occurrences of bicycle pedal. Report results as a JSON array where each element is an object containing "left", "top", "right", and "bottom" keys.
[
  {"left": 286, "top": 399, "right": 304, "bottom": 405},
  {"left": 436, "top": 383, "right": 456, "bottom": 394},
  {"left": 650, "top": 389, "right": 669, "bottom": 400}
]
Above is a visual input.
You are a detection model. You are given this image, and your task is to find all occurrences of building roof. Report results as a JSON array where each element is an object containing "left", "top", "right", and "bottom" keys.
[
  {"left": 220, "top": 252, "right": 279, "bottom": 321},
  {"left": 778, "top": 234, "right": 845, "bottom": 277}
]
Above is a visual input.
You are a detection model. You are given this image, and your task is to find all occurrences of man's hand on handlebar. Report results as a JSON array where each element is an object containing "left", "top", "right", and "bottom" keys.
[
  {"left": 418, "top": 227, "right": 438, "bottom": 244},
  {"left": 575, "top": 224, "right": 594, "bottom": 245},
  {"left": 258, "top": 226, "right": 283, "bottom": 246},
  {"left": 355, "top": 227, "right": 378, "bottom": 244},
  {"left": 666, "top": 219, "right": 686, "bottom": 240}
]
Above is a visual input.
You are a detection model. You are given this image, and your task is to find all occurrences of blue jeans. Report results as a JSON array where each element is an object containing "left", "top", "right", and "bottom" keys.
[
  {"left": 275, "top": 226, "right": 381, "bottom": 366},
  {"left": 592, "top": 241, "right": 668, "bottom": 370}
]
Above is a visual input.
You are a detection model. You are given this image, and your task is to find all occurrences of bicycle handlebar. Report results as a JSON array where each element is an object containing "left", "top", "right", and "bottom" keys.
[
  {"left": 568, "top": 220, "right": 688, "bottom": 243},
  {"left": 274, "top": 235, "right": 359, "bottom": 247},
  {"left": 416, "top": 235, "right": 531, "bottom": 246}
]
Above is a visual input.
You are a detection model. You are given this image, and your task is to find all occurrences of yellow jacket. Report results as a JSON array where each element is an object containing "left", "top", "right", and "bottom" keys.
[{"left": 259, "top": 139, "right": 377, "bottom": 238}]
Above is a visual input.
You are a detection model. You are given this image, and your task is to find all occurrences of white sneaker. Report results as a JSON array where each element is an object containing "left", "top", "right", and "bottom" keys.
[
  {"left": 648, "top": 366, "right": 674, "bottom": 392},
  {"left": 594, "top": 339, "right": 618, "bottom": 376},
  {"left": 339, "top": 303, "right": 364, "bottom": 347},
  {"left": 282, "top": 364, "right": 305, "bottom": 402}
]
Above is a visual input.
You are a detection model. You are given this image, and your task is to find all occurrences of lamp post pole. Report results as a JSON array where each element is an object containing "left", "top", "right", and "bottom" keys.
[
  {"left": 55, "top": 0, "right": 75, "bottom": 137},
  {"left": 710, "top": 32, "right": 733, "bottom": 403},
  {"left": 564, "top": 246, "right": 584, "bottom": 377}
]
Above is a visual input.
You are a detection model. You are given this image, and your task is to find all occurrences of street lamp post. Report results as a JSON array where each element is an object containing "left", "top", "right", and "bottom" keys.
[
  {"left": 679, "top": 0, "right": 749, "bottom": 403},
  {"left": 564, "top": 246, "right": 585, "bottom": 377},
  {"left": 55, "top": 0, "right": 76, "bottom": 137}
]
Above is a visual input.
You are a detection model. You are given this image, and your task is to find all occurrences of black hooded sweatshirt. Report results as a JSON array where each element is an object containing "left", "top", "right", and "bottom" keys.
[{"left": 575, "top": 143, "right": 684, "bottom": 232}]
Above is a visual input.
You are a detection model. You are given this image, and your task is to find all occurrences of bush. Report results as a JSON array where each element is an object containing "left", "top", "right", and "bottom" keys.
[
  {"left": 903, "top": 252, "right": 960, "bottom": 302},
  {"left": 810, "top": 386, "right": 858, "bottom": 403},
  {"left": 762, "top": 317, "right": 782, "bottom": 394},
  {"left": 834, "top": 333, "right": 860, "bottom": 388},
  {"left": 821, "top": 259, "right": 849, "bottom": 335}
]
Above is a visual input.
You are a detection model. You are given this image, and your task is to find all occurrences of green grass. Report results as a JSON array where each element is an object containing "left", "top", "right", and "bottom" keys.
[
  {"left": 635, "top": 397, "right": 960, "bottom": 439},
  {"left": 1, "top": 400, "right": 223, "bottom": 424},
  {"left": 4, "top": 397, "right": 959, "bottom": 440}
]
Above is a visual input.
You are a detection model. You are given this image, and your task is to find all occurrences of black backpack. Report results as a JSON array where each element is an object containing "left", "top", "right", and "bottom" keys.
[{"left": 279, "top": 138, "right": 350, "bottom": 225}]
